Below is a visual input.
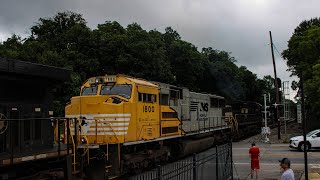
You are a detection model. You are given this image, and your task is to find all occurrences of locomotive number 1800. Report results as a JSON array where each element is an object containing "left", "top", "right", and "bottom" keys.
[{"left": 143, "top": 105, "right": 155, "bottom": 113}]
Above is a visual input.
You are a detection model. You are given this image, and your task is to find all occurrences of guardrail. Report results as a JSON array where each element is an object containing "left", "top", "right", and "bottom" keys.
[
  {"left": 128, "top": 142, "right": 233, "bottom": 180},
  {"left": 0, "top": 117, "right": 73, "bottom": 164}
]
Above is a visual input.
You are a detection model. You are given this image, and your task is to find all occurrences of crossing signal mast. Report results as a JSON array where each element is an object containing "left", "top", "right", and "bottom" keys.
[{"left": 262, "top": 94, "right": 271, "bottom": 142}]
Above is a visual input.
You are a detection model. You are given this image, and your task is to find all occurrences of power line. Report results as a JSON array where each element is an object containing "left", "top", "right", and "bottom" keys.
[{"left": 272, "top": 44, "right": 289, "bottom": 69}]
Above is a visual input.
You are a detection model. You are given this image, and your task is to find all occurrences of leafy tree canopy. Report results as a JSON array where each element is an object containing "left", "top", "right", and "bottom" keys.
[
  {"left": 282, "top": 17, "right": 320, "bottom": 121},
  {"left": 0, "top": 11, "right": 275, "bottom": 115}
]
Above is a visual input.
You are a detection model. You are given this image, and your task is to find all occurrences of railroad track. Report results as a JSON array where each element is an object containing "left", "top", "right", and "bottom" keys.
[{"left": 268, "top": 118, "right": 296, "bottom": 129}]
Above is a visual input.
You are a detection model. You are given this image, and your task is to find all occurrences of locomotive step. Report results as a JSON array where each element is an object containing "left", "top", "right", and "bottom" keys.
[
  {"left": 77, "top": 144, "right": 100, "bottom": 149},
  {"left": 72, "top": 170, "right": 80, "bottom": 175},
  {"left": 105, "top": 165, "right": 112, "bottom": 173},
  {"left": 108, "top": 176, "right": 118, "bottom": 180}
]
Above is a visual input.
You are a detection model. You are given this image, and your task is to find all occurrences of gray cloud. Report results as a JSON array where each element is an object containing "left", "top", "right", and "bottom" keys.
[{"left": 0, "top": 0, "right": 319, "bottom": 85}]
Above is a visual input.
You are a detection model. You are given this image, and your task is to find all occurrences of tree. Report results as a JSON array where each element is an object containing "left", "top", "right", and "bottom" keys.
[
  {"left": 282, "top": 18, "right": 320, "bottom": 125},
  {"left": 0, "top": 11, "right": 269, "bottom": 115},
  {"left": 201, "top": 47, "right": 245, "bottom": 101},
  {"left": 0, "top": 34, "right": 23, "bottom": 59},
  {"left": 237, "top": 66, "right": 262, "bottom": 102},
  {"left": 2, "top": 12, "right": 95, "bottom": 116}
]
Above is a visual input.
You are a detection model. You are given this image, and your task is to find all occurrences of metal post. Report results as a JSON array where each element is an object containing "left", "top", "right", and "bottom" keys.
[
  {"left": 230, "top": 141, "right": 233, "bottom": 180},
  {"left": 57, "top": 119, "right": 61, "bottom": 158},
  {"left": 10, "top": 120, "right": 14, "bottom": 164},
  {"left": 283, "top": 82, "right": 286, "bottom": 134},
  {"left": 65, "top": 154, "right": 72, "bottom": 179},
  {"left": 67, "top": 118, "right": 70, "bottom": 155},
  {"left": 216, "top": 145, "right": 219, "bottom": 180},
  {"left": 193, "top": 153, "right": 197, "bottom": 180},
  {"left": 157, "top": 165, "right": 162, "bottom": 180},
  {"left": 284, "top": 115, "right": 287, "bottom": 134},
  {"left": 263, "top": 94, "right": 269, "bottom": 142},
  {"left": 264, "top": 94, "right": 267, "bottom": 128},
  {"left": 300, "top": 72, "right": 308, "bottom": 180},
  {"left": 74, "top": 118, "right": 78, "bottom": 149}
]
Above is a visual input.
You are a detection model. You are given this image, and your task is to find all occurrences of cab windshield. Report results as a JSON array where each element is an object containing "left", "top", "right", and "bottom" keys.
[
  {"left": 81, "top": 86, "right": 98, "bottom": 96},
  {"left": 101, "top": 84, "right": 132, "bottom": 99}
]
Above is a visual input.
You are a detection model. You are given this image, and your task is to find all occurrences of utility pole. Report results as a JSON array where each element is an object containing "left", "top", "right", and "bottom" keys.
[{"left": 269, "top": 31, "right": 281, "bottom": 140}]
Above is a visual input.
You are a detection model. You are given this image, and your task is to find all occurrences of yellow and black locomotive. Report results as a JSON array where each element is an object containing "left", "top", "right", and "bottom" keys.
[{"left": 65, "top": 74, "right": 231, "bottom": 179}]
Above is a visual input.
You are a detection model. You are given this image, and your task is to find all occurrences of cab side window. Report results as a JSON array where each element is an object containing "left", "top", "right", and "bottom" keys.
[{"left": 138, "top": 93, "right": 156, "bottom": 103}]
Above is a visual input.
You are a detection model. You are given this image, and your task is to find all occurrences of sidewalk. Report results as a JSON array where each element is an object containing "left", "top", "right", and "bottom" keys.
[
  {"left": 300, "top": 173, "right": 320, "bottom": 180},
  {"left": 300, "top": 165, "right": 320, "bottom": 180},
  {"left": 239, "top": 123, "right": 320, "bottom": 180}
]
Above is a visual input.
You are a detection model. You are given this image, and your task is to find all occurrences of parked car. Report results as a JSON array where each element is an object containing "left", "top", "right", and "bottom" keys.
[{"left": 289, "top": 129, "right": 320, "bottom": 151}]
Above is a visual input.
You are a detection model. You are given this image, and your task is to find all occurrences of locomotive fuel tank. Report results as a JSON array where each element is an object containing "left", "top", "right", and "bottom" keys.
[{"left": 178, "top": 137, "right": 215, "bottom": 157}]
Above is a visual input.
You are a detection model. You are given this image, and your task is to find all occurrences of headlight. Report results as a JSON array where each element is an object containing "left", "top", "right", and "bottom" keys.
[{"left": 81, "top": 137, "right": 87, "bottom": 143}]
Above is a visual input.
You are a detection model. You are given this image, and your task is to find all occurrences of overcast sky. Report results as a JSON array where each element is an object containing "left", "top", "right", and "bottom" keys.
[{"left": 1, "top": 0, "right": 319, "bottom": 98}]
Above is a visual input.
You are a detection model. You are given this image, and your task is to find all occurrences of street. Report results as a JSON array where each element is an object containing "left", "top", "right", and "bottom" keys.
[{"left": 232, "top": 142, "right": 320, "bottom": 180}]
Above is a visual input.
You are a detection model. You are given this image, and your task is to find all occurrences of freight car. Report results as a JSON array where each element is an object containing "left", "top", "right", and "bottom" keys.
[
  {"left": 0, "top": 58, "right": 71, "bottom": 179},
  {"left": 64, "top": 74, "right": 233, "bottom": 179},
  {"left": 225, "top": 100, "right": 263, "bottom": 140}
]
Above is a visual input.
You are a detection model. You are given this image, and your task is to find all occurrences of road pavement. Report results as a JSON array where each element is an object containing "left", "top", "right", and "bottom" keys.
[{"left": 232, "top": 142, "right": 320, "bottom": 180}]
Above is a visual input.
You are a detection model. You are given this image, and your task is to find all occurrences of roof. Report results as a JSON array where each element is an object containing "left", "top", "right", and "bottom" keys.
[
  {"left": 0, "top": 57, "right": 70, "bottom": 81},
  {"left": 125, "top": 76, "right": 158, "bottom": 87}
]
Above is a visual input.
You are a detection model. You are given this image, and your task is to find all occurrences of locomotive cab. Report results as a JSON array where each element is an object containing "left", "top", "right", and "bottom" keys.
[{"left": 65, "top": 74, "right": 181, "bottom": 145}]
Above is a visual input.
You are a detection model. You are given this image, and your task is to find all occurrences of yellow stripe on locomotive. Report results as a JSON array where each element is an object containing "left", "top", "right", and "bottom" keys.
[{"left": 65, "top": 74, "right": 182, "bottom": 145}]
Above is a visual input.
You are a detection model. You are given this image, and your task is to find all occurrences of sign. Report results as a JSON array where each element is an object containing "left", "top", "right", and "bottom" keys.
[{"left": 297, "top": 104, "right": 302, "bottom": 123}]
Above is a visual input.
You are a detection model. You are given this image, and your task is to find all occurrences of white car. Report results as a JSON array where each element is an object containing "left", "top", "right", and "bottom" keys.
[{"left": 289, "top": 129, "right": 320, "bottom": 151}]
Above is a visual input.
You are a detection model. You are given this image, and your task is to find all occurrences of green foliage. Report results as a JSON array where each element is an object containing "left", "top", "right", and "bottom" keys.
[
  {"left": 201, "top": 47, "right": 244, "bottom": 100},
  {"left": 305, "top": 64, "right": 320, "bottom": 110},
  {"left": 0, "top": 11, "right": 272, "bottom": 115},
  {"left": 282, "top": 17, "right": 320, "bottom": 120},
  {"left": 0, "top": 34, "right": 23, "bottom": 59}
]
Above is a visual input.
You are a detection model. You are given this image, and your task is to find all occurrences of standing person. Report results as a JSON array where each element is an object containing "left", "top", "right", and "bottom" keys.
[
  {"left": 249, "top": 142, "right": 260, "bottom": 179},
  {"left": 278, "top": 158, "right": 294, "bottom": 180}
]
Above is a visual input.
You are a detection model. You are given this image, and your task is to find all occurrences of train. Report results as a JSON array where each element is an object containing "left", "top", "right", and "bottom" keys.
[
  {"left": 64, "top": 74, "right": 263, "bottom": 179},
  {"left": 0, "top": 57, "right": 264, "bottom": 179}
]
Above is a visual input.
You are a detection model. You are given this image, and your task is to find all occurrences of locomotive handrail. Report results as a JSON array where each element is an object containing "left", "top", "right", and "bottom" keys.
[
  {"left": 68, "top": 120, "right": 77, "bottom": 173},
  {"left": 77, "top": 118, "right": 90, "bottom": 155},
  {"left": 196, "top": 116, "right": 229, "bottom": 133},
  {"left": 96, "top": 119, "right": 121, "bottom": 143},
  {"left": 225, "top": 116, "right": 234, "bottom": 131},
  {"left": 233, "top": 116, "right": 238, "bottom": 131},
  {"left": 95, "top": 119, "right": 110, "bottom": 160},
  {"left": 77, "top": 118, "right": 90, "bottom": 169},
  {"left": 68, "top": 118, "right": 90, "bottom": 174},
  {"left": 224, "top": 115, "right": 238, "bottom": 132}
]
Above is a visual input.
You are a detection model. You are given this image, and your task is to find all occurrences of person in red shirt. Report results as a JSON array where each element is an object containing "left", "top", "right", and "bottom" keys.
[{"left": 249, "top": 142, "right": 260, "bottom": 179}]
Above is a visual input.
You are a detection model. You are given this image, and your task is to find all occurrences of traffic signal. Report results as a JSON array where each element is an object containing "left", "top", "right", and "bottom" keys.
[
  {"left": 278, "top": 90, "right": 282, "bottom": 103},
  {"left": 273, "top": 106, "right": 277, "bottom": 121},
  {"left": 276, "top": 78, "right": 282, "bottom": 89}
]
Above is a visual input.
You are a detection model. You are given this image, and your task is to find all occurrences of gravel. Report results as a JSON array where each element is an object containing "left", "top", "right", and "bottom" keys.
[{"left": 242, "top": 122, "right": 303, "bottom": 144}]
